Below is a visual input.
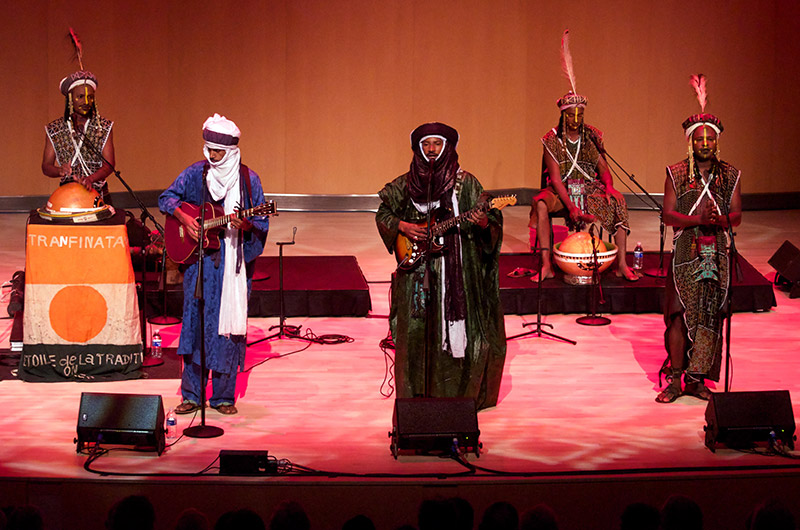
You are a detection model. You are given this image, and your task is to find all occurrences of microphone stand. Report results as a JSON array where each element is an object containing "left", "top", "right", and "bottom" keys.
[
  {"left": 422, "top": 158, "right": 436, "bottom": 398},
  {"left": 74, "top": 123, "right": 169, "bottom": 365},
  {"left": 720, "top": 194, "right": 741, "bottom": 393},
  {"left": 246, "top": 227, "right": 312, "bottom": 346},
  {"left": 589, "top": 136, "right": 667, "bottom": 278},
  {"left": 507, "top": 231, "right": 576, "bottom": 344},
  {"left": 183, "top": 177, "right": 223, "bottom": 439},
  {"left": 576, "top": 224, "right": 611, "bottom": 326}
]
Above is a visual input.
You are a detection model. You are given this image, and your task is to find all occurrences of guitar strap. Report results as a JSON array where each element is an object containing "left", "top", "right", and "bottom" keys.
[
  {"left": 238, "top": 164, "right": 255, "bottom": 250},
  {"left": 240, "top": 163, "right": 253, "bottom": 209}
]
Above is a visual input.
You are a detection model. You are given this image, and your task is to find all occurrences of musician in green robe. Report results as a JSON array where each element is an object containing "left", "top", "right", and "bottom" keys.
[{"left": 375, "top": 122, "right": 507, "bottom": 410}]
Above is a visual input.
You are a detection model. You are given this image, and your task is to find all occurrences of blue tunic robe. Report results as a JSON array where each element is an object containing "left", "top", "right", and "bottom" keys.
[{"left": 159, "top": 161, "right": 269, "bottom": 374}]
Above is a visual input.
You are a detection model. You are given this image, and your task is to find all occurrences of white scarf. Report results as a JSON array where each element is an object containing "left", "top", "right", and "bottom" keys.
[
  {"left": 410, "top": 188, "right": 467, "bottom": 359},
  {"left": 204, "top": 144, "right": 248, "bottom": 336}
]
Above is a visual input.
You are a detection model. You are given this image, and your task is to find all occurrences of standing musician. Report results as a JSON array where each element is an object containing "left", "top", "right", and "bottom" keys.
[
  {"left": 42, "top": 70, "right": 115, "bottom": 204},
  {"left": 656, "top": 107, "right": 741, "bottom": 403},
  {"left": 159, "top": 114, "right": 269, "bottom": 415},
  {"left": 375, "top": 122, "right": 506, "bottom": 410}
]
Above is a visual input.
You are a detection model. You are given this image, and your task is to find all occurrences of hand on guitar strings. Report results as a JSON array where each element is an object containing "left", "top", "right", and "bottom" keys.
[
  {"left": 175, "top": 207, "right": 201, "bottom": 242},
  {"left": 229, "top": 215, "right": 253, "bottom": 232},
  {"left": 398, "top": 220, "right": 428, "bottom": 241},
  {"left": 465, "top": 209, "right": 489, "bottom": 229}
]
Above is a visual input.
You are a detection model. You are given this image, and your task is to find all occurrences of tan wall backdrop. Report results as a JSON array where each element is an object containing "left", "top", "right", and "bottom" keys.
[{"left": 3, "top": 0, "right": 798, "bottom": 199}]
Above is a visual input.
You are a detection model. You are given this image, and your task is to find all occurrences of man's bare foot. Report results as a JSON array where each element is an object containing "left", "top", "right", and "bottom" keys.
[
  {"left": 655, "top": 383, "right": 682, "bottom": 403},
  {"left": 531, "top": 268, "right": 555, "bottom": 282},
  {"left": 616, "top": 266, "right": 639, "bottom": 282}
]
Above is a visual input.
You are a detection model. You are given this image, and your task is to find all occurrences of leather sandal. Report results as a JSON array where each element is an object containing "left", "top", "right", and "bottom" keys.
[
  {"left": 213, "top": 404, "right": 238, "bottom": 415},
  {"left": 655, "top": 385, "right": 682, "bottom": 404},
  {"left": 507, "top": 267, "right": 533, "bottom": 278},
  {"left": 684, "top": 383, "right": 712, "bottom": 401},
  {"left": 175, "top": 401, "right": 200, "bottom": 414}
]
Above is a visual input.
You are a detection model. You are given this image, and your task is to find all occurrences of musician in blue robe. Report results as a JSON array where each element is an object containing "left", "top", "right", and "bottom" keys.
[
  {"left": 159, "top": 114, "right": 269, "bottom": 415},
  {"left": 375, "top": 122, "right": 507, "bottom": 410}
]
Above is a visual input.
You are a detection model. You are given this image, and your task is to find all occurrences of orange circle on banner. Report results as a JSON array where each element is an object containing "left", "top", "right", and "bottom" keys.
[{"left": 49, "top": 286, "right": 108, "bottom": 342}]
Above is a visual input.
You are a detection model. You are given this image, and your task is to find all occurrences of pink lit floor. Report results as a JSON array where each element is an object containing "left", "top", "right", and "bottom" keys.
[{"left": 1, "top": 208, "right": 799, "bottom": 530}]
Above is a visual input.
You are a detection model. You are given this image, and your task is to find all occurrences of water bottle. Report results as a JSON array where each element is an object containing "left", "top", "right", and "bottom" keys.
[
  {"left": 166, "top": 408, "right": 178, "bottom": 440},
  {"left": 632, "top": 242, "right": 644, "bottom": 270},
  {"left": 151, "top": 330, "right": 162, "bottom": 359}
]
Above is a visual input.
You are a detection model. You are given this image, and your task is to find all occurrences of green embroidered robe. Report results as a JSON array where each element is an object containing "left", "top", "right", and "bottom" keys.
[
  {"left": 376, "top": 170, "right": 506, "bottom": 409},
  {"left": 666, "top": 158, "right": 740, "bottom": 381}
]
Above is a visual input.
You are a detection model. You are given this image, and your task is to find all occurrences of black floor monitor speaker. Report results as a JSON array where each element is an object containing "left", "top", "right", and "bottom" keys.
[
  {"left": 219, "top": 450, "right": 278, "bottom": 475},
  {"left": 768, "top": 240, "right": 800, "bottom": 298},
  {"left": 76, "top": 392, "right": 166, "bottom": 455},
  {"left": 390, "top": 397, "right": 480, "bottom": 458},
  {"left": 704, "top": 390, "right": 796, "bottom": 452}
]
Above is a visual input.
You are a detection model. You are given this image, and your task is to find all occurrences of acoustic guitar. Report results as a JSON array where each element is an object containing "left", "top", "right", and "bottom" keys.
[
  {"left": 165, "top": 200, "right": 276, "bottom": 264},
  {"left": 394, "top": 195, "right": 516, "bottom": 270}
]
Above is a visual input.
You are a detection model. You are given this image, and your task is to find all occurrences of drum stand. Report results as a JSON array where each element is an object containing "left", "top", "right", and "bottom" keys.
[
  {"left": 576, "top": 226, "right": 611, "bottom": 326},
  {"left": 138, "top": 246, "right": 164, "bottom": 367},
  {"left": 507, "top": 235, "right": 576, "bottom": 344},
  {"left": 147, "top": 249, "right": 181, "bottom": 326}
]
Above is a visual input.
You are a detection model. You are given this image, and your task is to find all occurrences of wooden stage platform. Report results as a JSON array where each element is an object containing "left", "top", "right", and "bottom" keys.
[{"left": 1, "top": 208, "right": 800, "bottom": 530}]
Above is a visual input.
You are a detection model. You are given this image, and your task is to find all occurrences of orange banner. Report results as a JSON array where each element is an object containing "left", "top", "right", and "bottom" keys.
[
  {"left": 21, "top": 221, "right": 142, "bottom": 381},
  {"left": 25, "top": 224, "right": 133, "bottom": 285}
]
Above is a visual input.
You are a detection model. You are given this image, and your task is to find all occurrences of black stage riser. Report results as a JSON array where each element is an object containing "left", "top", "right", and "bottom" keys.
[
  {"left": 138, "top": 252, "right": 774, "bottom": 318},
  {"left": 500, "top": 251, "right": 775, "bottom": 315}
]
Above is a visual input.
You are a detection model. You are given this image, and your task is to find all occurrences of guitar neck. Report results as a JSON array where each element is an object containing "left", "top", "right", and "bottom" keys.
[
  {"left": 431, "top": 203, "right": 486, "bottom": 236},
  {"left": 203, "top": 207, "right": 256, "bottom": 230}
]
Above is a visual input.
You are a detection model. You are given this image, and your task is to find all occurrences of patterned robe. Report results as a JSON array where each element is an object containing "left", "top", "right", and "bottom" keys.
[
  {"left": 665, "top": 159, "right": 740, "bottom": 381},
  {"left": 541, "top": 125, "right": 630, "bottom": 234},
  {"left": 376, "top": 170, "right": 507, "bottom": 409},
  {"left": 158, "top": 161, "right": 269, "bottom": 374},
  {"left": 45, "top": 115, "right": 113, "bottom": 194}
]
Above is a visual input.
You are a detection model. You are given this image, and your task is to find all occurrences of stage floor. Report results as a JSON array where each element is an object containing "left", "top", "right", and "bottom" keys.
[{"left": 1, "top": 208, "right": 799, "bottom": 530}]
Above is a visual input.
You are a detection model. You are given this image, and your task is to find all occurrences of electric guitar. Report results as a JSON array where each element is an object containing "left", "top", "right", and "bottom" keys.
[
  {"left": 165, "top": 200, "right": 276, "bottom": 264},
  {"left": 394, "top": 195, "right": 516, "bottom": 270}
]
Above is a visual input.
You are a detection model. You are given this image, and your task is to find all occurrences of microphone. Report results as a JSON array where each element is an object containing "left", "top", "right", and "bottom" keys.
[
  {"left": 590, "top": 131, "right": 606, "bottom": 155},
  {"left": 278, "top": 227, "right": 297, "bottom": 247}
]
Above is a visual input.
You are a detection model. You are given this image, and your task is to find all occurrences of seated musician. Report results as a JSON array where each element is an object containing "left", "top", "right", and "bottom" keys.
[
  {"left": 375, "top": 122, "right": 506, "bottom": 410},
  {"left": 528, "top": 91, "right": 638, "bottom": 282},
  {"left": 158, "top": 114, "right": 269, "bottom": 416}
]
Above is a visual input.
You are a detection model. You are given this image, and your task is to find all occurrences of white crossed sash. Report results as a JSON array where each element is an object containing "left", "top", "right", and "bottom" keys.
[{"left": 688, "top": 171, "right": 721, "bottom": 216}]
